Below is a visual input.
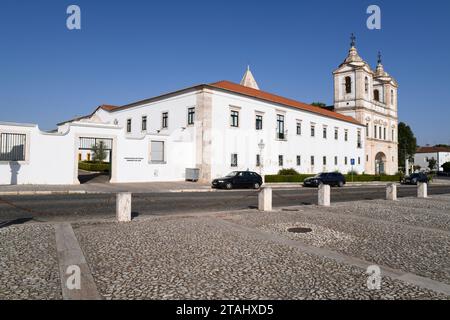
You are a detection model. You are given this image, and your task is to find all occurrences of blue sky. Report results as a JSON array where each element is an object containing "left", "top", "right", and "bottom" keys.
[{"left": 0, "top": 0, "right": 449, "bottom": 145}]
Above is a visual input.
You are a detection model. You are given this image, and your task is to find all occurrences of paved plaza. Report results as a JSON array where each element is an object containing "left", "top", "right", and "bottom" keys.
[{"left": 1, "top": 194, "right": 449, "bottom": 300}]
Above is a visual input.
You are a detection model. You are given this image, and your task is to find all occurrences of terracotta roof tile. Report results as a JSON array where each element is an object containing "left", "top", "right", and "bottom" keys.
[
  {"left": 416, "top": 146, "right": 450, "bottom": 153},
  {"left": 209, "top": 81, "right": 361, "bottom": 125}
]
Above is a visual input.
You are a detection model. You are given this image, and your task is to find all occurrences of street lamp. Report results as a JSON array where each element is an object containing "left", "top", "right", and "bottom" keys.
[{"left": 258, "top": 139, "right": 265, "bottom": 176}]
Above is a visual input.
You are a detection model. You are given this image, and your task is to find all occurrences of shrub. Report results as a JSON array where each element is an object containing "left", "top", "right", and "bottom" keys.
[
  {"left": 264, "top": 174, "right": 315, "bottom": 183},
  {"left": 442, "top": 162, "right": 450, "bottom": 173},
  {"left": 78, "top": 161, "right": 110, "bottom": 172},
  {"left": 277, "top": 168, "right": 300, "bottom": 175}
]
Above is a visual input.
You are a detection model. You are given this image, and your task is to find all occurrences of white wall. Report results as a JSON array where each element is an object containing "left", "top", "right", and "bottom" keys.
[
  {"left": 0, "top": 123, "right": 76, "bottom": 185},
  {"left": 209, "top": 91, "right": 365, "bottom": 179},
  {"left": 414, "top": 152, "right": 450, "bottom": 171}
]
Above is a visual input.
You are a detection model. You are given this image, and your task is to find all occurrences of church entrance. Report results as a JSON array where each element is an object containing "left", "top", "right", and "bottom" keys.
[{"left": 375, "top": 152, "right": 386, "bottom": 175}]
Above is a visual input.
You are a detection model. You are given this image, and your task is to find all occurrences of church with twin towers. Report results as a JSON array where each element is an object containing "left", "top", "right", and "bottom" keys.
[{"left": 332, "top": 34, "right": 398, "bottom": 175}]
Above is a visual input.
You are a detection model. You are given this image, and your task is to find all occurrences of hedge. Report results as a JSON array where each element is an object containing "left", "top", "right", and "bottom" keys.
[
  {"left": 78, "top": 161, "right": 110, "bottom": 172},
  {"left": 264, "top": 174, "right": 402, "bottom": 183}
]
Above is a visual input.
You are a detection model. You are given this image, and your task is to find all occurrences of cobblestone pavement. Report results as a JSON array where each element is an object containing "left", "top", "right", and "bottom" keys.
[
  {"left": 1, "top": 195, "right": 449, "bottom": 300},
  {"left": 0, "top": 224, "right": 62, "bottom": 299},
  {"left": 72, "top": 199, "right": 450, "bottom": 299}
]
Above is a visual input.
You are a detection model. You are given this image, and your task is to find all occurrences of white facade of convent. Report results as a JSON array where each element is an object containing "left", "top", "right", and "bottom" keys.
[{"left": 0, "top": 38, "right": 398, "bottom": 185}]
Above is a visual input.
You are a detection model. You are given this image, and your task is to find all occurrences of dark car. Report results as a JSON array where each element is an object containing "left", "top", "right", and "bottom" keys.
[
  {"left": 401, "top": 172, "right": 429, "bottom": 185},
  {"left": 303, "top": 172, "right": 346, "bottom": 188},
  {"left": 212, "top": 171, "right": 263, "bottom": 190}
]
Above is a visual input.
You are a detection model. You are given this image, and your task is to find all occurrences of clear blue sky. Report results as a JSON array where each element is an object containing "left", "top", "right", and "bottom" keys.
[{"left": 1, "top": 0, "right": 449, "bottom": 145}]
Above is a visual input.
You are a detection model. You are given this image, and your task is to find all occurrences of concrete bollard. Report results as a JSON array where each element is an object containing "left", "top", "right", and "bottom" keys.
[
  {"left": 418, "top": 182, "right": 428, "bottom": 198},
  {"left": 386, "top": 183, "right": 397, "bottom": 201},
  {"left": 116, "top": 193, "right": 132, "bottom": 222},
  {"left": 258, "top": 187, "right": 272, "bottom": 211},
  {"left": 318, "top": 184, "right": 330, "bottom": 207}
]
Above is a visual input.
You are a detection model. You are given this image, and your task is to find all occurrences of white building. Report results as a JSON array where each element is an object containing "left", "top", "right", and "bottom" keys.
[
  {"left": 414, "top": 146, "right": 450, "bottom": 172},
  {"left": 0, "top": 37, "right": 398, "bottom": 185}
]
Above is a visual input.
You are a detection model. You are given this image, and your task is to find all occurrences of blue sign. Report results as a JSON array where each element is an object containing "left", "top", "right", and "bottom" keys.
[{"left": 350, "top": 159, "right": 355, "bottom": 166}]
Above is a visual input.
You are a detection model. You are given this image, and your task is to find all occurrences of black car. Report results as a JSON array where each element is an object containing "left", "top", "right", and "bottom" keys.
[
  {"left": 212, "top": 171, "right": 263, "bottom": 190},
  {"left": 401, "top": 172, "right": 429, "bottom": 185},
  {"left": 303, "top": 172, "right": 346, "bottom": 188}
]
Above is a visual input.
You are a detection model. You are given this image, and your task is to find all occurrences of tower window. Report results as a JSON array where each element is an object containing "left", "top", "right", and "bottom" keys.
[
  {"left": 374, "top": 89, "right": 380, "bottom": 102},
  {"left": 391, "top": 90, "right": 394, "bottom": 105},
  {"left": 345, "top": 76, "right": 352, "bottom": 94},
  {"left": 365, "top": 77, "right": 369, "bottom": 93}
]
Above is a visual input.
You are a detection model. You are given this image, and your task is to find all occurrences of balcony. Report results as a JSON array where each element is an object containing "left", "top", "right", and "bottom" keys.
[{"left": 276, "top": 130, "right": 288, "bottom": 141}]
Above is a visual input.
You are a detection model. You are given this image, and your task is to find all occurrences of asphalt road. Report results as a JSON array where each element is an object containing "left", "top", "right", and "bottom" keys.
[{"left": 1, "top": 185, "right": 450, "bottom": 224}]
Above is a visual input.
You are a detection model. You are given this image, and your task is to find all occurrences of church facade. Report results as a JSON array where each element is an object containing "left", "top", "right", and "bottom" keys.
[
  {"left": 333, "top": 37, "right": 398, "bottom": 175},
  {"left": 0, "top": 37, "right": 398, "bottom": 185}
]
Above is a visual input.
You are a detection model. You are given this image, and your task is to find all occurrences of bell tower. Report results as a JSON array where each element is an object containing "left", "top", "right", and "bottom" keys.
[{"left": 333, "top": 34, "right": 399, "bottom": 175}]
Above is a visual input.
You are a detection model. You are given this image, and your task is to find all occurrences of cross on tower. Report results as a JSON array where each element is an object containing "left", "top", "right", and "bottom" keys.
[
  {"left": 350, "top": 33, "right": 356, "bottom": 47},
  {"left": 377, "top": 51, "right": 382, "bottom": 64}
]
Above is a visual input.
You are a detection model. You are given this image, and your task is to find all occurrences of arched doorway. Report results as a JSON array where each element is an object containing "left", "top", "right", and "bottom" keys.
[{"left": 375, "top": 152, "right": 386, "bottom": 175}]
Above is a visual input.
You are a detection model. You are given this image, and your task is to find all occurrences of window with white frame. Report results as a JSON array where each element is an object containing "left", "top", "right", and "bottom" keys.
[
  {"left": 255, "top": 115, "right": 263, "bottom": 130},
  {"left": 142, "top": 116, "right": 147, "bottom": 132},
  {"left": 296, "top": 122, "right": 302, "bottom": 135},
  {"left": 311, "top": 124, "right": 315, "bottom": 137},
  {"left": 230, "top": 111, "right": 239, "bottom": 127},
  {"left": 334, "top": 128, "right": 339, "bottom": 140},
  {"left": 150, "top": 141, "right": 165, "bottom": 163},
  {"left": 278, "top": 155, "right": 284, "bottom": 167},
  {"left": 0, "top": 133, "right": 26, "bottom": 161},
  {"left": 231, "top": 153, "right": 238, "bottom": 167},
  {"left": 187, "top": 107, "right": 195, "bottom": 126},
  {"left": 323, "top": 126, "right": 327, "bottom": 139},
  {"left": 296, "top": 155, "right": 301, "bottom": 166},
  {"left": 162, "top": 112, "right": 169, "bottom": 129},
  {"left": 126, "top": 119, "right": 132, "bottom": 133}
]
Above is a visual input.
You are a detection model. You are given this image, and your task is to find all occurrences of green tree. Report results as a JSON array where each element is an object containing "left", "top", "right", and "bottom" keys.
[
  {"left": 441, "top": 162, "right": 450, "bottom": 173},
  {"left": 398, "top": 122, "right": 417, "bottom": 169},
  {"left": 427, "top": 158, "right": 437, "bottom": 172},
  {"left": 311, "top": 102, "right": 327, "bottom": 108},
  {"left": 92, "top": 141, "right": 107, "bottom": 163}
]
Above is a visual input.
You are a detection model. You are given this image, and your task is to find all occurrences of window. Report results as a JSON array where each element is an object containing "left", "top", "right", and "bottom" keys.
[
  {"left": 150, "top": 141, "right": 165, "bottom": 163},
  {"left": 383, "top": 127, "right": 386, "bottom": 140},
  {"left": 278, "top": 155, "right": 284, "bottom": 167},
  {"left": 297, "top": 155, "right": 301, "bottom": 166},
  {"left": 374, "top": 125, "right": 377, "bottom": 139},
  {"left": 358, "top": 157, "right": 361, "bottom": 165},
  {"left": 256, "top": 115, "right": 263, "bottom": 130},
  {"left": 256, "top": 154, "right": 261, "bottom": 167},
  {"left": 334, "top": 128, "right": 338, "bottom": 140},
  {"left": 162, "top": 112, "right": 169, "bottom": 129},
  {"left": 334, "top": 156, "right": 338, "bottom": 166},
  {"left": 374, "top": 89, "right": 380, "bottom": 102},
  {"left": 345, "top": 157, "right": 348, "bottom": 165},
  {"left": 323, "top": 127, "right": 327, "bottom": 139},
  {"left": 231, "top": 153, "right": 238, "bottom": 167},
  {"left": 323, "top": 156, "right": 327, "bottom": 166},
  {"left": 367, "top": 155, "right": 369, "bottom": 162},
  {"left": 127, "top": 119, "right": 132, "bottom": 133},
  {"left": 296, "top": 122, "right": 302, "bottom": 135},
  {"left": 231, "top": 111, "right": 239, "bottom": 127},
  {"left": 311, "top": 124, "right": 315, "bottom": 137},
  {"left": 0, "top": 133, "right": 26, "bottom": 161},
  {"left": 379, "top": 126, "right": 382, "bottom": 140},
  {"left": 365, "top": 77, "right": 369, "bottom": 93},
  {"left": 142, "top": 116, "right": 147, "bottom": 132},
  {"left": 391, "top": 90, "right": 394, "bottom": 105},
  {"left": 366, "top": 123, "right": 369, "bottom": 137},
  {"left": 187, "top": 107, "right": 195, "bottom": 125},
  {"left": 87, "top": 153, "right": 91, "bottom": 161},
  {"left": 357, "top": 130, "right": 362, "bottom": 148},
  {"left": 311, "top": 156, "right": 315, "bottom": 166},
  {"left": 345, "top": 76, "right": 352, "bottom": 94},
  {"left": 276, "top": 115, "right": 285, "bottom": 139},
  {"left": 344, "top": 130, "right": 348, "bottom": 141}
]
